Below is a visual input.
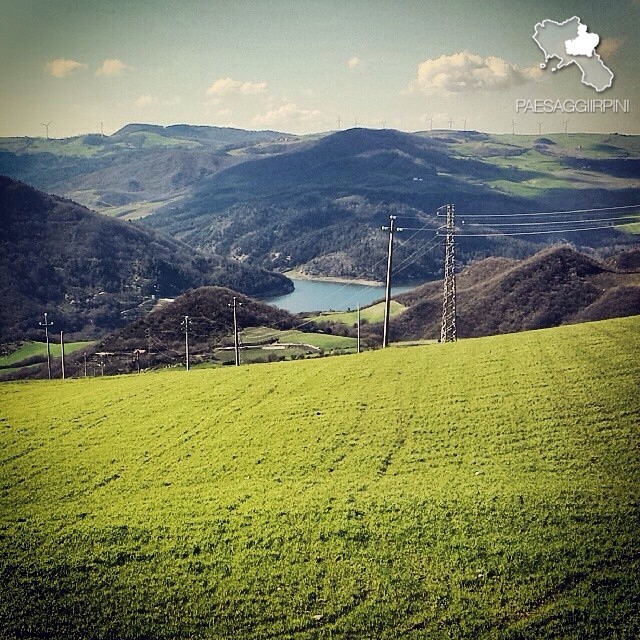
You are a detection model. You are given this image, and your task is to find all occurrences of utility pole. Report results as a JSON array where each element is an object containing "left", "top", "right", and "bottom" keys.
[
  {"left": 440, "top": 204, "right": 457, "bottom": 343},
  {"left": 84, "top": 352, "right": 88, "bottom": 378},
  {"left": 39, "top": 312, "right": 53, "bottom": 379},
  {"left": 228, "top": 297, "right": 242, "bottom": 366},
  {"left": 182, "top": 315, "right": 191, "bottom": 370},
  {"left": 357, "top": 303, "right": 361, "bottom": 354},
  {"left": 60, "top": 331, "right": 65, "bottom": 380},
  {"left": 133, "top": 349, "right": 141, "bottom": 374},
  {"left": 381, "top": 215, "right": 403, "bottom": 348}
]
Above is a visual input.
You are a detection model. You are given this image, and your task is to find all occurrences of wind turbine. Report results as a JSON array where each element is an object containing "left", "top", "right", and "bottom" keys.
[
  {"left": 462, "top": 117, "right": 467, "bottom": 131},
  {"left": 511, "top": 119, "right": 517, "bottom": 135},
  {"left": 100, "top": 121, "right": 105, "bottom": 137},
  {"left": 564, "top": 119, "right": 570, "bottom": 135},
  {"left": 448, "top": 118, "right": 453, "bottom": 131},
  {"left": 337, "top": 115, "right": 342, "bottom": 130},
  {"left": 380, "top": 120, "right": 386, "bottom": 129},
  {"left": 41, "top": 121, "right": 52, "bottom": 139},
  {"left": 537, "top": 121, "right": 543, "bottom": 135},
  {"left": 353, "top": 118, "right": 359, "bottom": 128}
]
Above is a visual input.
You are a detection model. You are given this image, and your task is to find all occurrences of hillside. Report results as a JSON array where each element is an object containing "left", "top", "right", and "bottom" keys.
[
  {"left": 390, "top": 245, "right": 640, "bottom": 341},
  {"left": 86, "top": 286, "right": 298, "bottom": 373},
  {"left": 0, "top": 316, "right": 638, "bottom": 638},
  {"left": 0, "top": 124, "right": 289, "bottom": 218},
  {"left": 1, "top": 127, "right": 638, "bottom": 281},
  {"left": 0, "top": 177, "right": 292, "bottom": 341},
  {"left": 143, "top": 128, "right": 640, "bottom": 280}
]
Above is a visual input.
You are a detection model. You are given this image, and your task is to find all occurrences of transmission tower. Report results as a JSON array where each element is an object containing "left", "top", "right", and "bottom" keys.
[{"left": 440, "top": 204, "right": 457, "bottom": 343}]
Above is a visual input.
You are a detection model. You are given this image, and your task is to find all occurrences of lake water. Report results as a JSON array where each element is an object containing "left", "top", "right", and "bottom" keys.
[{"left": 266, "top": 279, "right": 417, "bottom": 313}]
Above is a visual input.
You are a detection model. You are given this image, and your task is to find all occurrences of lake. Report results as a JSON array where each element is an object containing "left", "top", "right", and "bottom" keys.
[{"left": 265, "top": 278, "right": 418, "bottom": 313}]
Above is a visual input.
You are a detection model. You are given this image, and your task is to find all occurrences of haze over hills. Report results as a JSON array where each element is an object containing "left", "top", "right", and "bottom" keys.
[
  {"left": 1, "top": 125, "right": 638, "bottom": 282},
  {"left": 0, "top": 177, "right": 292, "bottom": 342}
]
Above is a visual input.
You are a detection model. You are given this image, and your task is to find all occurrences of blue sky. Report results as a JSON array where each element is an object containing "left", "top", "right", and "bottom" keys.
[{"left": 1, "top": 0, "right": 638, "bottom": 137}]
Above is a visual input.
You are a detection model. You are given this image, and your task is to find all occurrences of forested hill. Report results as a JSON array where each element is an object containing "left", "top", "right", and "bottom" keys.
[
  {"left": 143, "top": 128, "right": 640, "bottom": 281},
  {"left": 0, "top": 177, "right": 292, "bottom": 341},
  {"left": 390, "top": 245, "right": 640, "bottom": 340},
  {"left": 1, "top": 127, "right": 637, "bottom": 283}
]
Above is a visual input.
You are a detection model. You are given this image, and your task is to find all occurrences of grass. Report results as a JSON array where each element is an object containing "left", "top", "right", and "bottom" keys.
[
  {"left": 240, "top": 327, "right": 357, "bottom": 351},
  {"left": 308, "top": 300, "right": 406, "bottom": 325},
  {"left": 0, "top": 340, "right": 93, "bottom": 367},
  {"left": 0, "top": 316, "right": 638, "bottom": 639}
]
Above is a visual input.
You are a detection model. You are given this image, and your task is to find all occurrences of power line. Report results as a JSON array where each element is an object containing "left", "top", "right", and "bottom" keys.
[
  {"left": 452, "top": 222, "right": 636, "bottom": 237},
  {"left": 445, "top": 204, "right": 640, "bottom": 218},
  {"left": 463, "top": 215, "right": 639, "bottom": 227}
]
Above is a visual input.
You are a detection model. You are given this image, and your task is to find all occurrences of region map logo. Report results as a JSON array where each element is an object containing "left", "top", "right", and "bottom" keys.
[{"left": 533, "top": 16, "right": 613, "bottom": 92}]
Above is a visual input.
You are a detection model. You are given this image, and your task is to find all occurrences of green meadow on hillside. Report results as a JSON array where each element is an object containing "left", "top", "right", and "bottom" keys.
[
  {"left": 0, "top": 317, "right": 638, "bottom": 639},
  {"left": 308, "top": 300, "right": 406, "bottom": 326}
]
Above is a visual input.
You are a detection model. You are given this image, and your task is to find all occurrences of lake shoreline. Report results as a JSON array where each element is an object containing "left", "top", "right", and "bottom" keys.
[{"left": 283, "top": 269, "right": 384, "bottom": 287}]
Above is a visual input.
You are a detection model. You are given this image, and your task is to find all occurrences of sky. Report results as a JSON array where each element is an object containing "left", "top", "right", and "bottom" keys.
[{"left": 1, "top": 0, "right": 639, "bottom": 138}]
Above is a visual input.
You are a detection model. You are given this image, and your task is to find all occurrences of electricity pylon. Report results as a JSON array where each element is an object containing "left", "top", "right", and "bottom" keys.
[{"left": 440, "top": 204, "right": 457, "bottom": 343}]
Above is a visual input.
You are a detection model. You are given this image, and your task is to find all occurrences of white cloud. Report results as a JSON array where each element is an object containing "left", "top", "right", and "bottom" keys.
[
  {"left": 135, "top": 94, "right": 181, "bottom": 108},
  {"left": 409, "top": 52, "right": 540, "bottom": 96},
  {"left": 45, "top": 58, "right": 86, "bottom": 78},
  {"left": 134, "top": 94, "right": 157, "bottom": 108},
  {"left": 96, "top": 59, "right": 132, "bottom": 77},
  {"left": 252, "top": 102, "right": 323, "bottom": 130},
  {"left": 348, "top": 56, "right": 363, "bottom": 69},
  {"left": 206, "top": 77, "right": 267, "bottom": 96}
]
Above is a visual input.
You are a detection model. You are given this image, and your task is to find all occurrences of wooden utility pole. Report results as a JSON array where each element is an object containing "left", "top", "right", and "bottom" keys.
[
  {"left": 39, "top": 312, "right": 53, "bottom": 379},
  {"left": 60, "top": 331, "right": 65, "bottom": 380},
  {"left": 182, "top": 316, "right": 191, "bottom": 371},
  {"left": 381, "top": 215, "right": 403, "bottom": 348},
  {"left": 357, "top": 303, "right": 361, "bottom": 354},
  {"left": 228, "top": 297, "right": 242, "bottom": 366}
]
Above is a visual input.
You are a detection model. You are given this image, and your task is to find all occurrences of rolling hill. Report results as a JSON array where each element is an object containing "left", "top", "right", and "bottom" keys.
[
  {"left": 0, "top": 316, "right": 638, "bottom": 638},
  {"left": 1, "top": 126, "right": 638, "bottom": 282},
  {"left": 86, "top": 285, "right": 298, "bottom": 374},
  {"left": 0, "top": 177, "right": 292, "bottom": 342},
  {"left": 142, "top": 128, "right": 640, "bottom": 280},
  {"left": 389, "top": 245, "right": 640, "bottom": 341},
  {"left": 0, "top": 124, "right": 289, "bottom": 218}
]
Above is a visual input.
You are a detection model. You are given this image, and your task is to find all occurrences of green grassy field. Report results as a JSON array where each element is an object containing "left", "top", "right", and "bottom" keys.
[
  {"left": 308, "top": 300, "right": 406, "bottom": 325},
  {"left": 0, "top": 317, "right": 638, "bottom": 639},
  {"left": 0, "top": 340, "right": 93, "bottom": 367},
  {"left": 240, "top": 327, "right": 357, "bottom": 351}
]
